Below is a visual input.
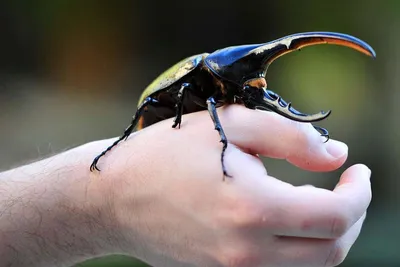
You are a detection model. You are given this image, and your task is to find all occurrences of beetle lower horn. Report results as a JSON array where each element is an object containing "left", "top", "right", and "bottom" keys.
[{"left": 254, "top": 89, "right": 331, "bottom": 122}]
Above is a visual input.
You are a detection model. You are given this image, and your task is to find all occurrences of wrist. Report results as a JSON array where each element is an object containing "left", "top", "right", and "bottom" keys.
[{"left": 0, "top": 139, "right": 127, "bottom": 266}]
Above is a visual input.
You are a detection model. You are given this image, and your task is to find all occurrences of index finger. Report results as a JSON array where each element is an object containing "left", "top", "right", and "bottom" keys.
[
  {"left": 214, "top": 105, "right": 348, "bottom": 172},
  {"left": 264, "top": 164, "right": 372, "bottom": 239}
]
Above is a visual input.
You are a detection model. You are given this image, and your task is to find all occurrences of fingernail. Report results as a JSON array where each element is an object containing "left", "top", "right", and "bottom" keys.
[{"left": 326, "top": 140, "right": 348, "bottom": 158}]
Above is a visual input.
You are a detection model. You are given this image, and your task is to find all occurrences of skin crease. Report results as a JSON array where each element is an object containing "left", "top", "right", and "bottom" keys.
[{"left": 0, "top": 104, "right": 371, "bottom": 267}]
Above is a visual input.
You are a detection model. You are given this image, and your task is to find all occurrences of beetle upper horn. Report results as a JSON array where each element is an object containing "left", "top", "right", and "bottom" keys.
[
  {"left": 204, "top": 32, "right": 375, "bottom": 84},
  {"left": 250, "top": 31, "right": 376, "bottom": 73}
]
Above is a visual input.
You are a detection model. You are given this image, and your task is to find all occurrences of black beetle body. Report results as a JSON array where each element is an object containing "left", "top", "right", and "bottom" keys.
[{"left": 90, "top": 32, "right": 376, "bottom": 178}]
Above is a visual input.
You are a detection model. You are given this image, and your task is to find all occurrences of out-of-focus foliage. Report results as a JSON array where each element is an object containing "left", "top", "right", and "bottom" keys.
[{"left": 0, "top": 1, "right": 398, "bottom": 266}]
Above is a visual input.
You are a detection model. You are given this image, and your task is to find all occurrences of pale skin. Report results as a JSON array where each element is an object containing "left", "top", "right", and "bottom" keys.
[{"left": 0, "top": 105, "right": 372, "bottom": 267}]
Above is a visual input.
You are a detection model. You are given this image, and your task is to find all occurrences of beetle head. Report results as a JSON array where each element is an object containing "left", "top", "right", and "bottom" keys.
[{"left": 204, "top": 32, "right": 376, "bottom": 122}]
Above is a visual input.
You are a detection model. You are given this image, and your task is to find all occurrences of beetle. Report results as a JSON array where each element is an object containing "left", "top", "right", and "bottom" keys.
[{"left": 90, "top": 31, "right": 376, "bottom": 178}]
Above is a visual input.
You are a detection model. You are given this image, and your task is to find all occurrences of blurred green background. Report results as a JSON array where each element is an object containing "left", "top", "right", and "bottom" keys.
[{"left": 0, "top": 1, "right": 397, "bottom": 266}]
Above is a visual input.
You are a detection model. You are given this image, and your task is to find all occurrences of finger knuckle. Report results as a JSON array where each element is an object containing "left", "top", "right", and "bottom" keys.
[
  {"left": 218, "top": 193, "right": 265, "bottom": 229},
  {"left": 324, "top": 241, "right": 348, "bottom": 267},
  {"left": 329, "top": 211, "right": 351, "bottom": 238}
]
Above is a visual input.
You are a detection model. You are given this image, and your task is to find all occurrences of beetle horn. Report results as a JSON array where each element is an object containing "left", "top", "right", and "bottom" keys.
[
  {"left": 243, "top": 87, "right": 330, "bottom": 122},
  {"left": 248, "top": 32, "right": 376, "bottom": 73},
  {"left": 204, "top": 32, "right": 375, "bottom": 85},
  {"left": 261, "top": 89, "right": 330, "bottom": 122},
  {"left": 241, "top": 32, "right": 376, "bottom": 122}
]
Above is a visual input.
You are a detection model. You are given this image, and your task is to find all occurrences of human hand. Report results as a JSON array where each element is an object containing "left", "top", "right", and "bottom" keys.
[{"left": 95, "top": 104, "right": 372, "bottom": 267}]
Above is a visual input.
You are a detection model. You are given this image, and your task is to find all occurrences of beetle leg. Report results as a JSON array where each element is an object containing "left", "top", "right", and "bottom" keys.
[
  {"left": 90, "top": 97, "right": 159, "bottom": 172},
  {"left": 313, "top": 125, "right": 330, "bottom": 143},
  {"left": 206, "top": 96, "right": 232, "bottom": 180},
  {"left": 172, "top": 83, "right": 191, "bottom": 129}
]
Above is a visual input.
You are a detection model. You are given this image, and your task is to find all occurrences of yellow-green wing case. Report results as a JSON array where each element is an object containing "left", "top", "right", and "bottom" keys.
[{"left": 138, "top": 53, "right": 209, "bottom": 105}]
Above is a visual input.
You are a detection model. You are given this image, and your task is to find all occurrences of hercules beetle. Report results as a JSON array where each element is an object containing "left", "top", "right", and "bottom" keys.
[{"left": 90, "top": 32, "right": 376, "bottom": 178}]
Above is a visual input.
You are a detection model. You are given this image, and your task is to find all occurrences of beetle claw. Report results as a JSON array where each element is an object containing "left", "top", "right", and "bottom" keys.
[
  {"left": 313, "top": 125, "right": 330, "bottom": 142},
  {"left": 223, "top": 170, "right": 233, "bottom": 180},
  {"left": 172, "top": 119, "right": 181, "bottom": 129},
  {"left": 90, "top": 156, "right": 102, "bottom": 172}
]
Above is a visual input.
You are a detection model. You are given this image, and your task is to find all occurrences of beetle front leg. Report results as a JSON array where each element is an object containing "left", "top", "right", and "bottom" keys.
[
  {"left": 206, "top": 96, "right": 232, "bottom": 179},
  {"left": 172, "top": 83, "right": 191, "bottom": 129},
  {"left": 90, "top": 96, "right": 159, "bottom": 172}
]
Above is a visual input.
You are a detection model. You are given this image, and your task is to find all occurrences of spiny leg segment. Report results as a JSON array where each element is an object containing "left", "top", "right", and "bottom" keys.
[
  {"left": 90, "top": 97, "right": 159, "bottom": 172},
  {"left": 207, "top": 96, "right": 232, "bottom": 180},
  {"left": 172, "top": 83, "right": 191, "bottom": 129}
]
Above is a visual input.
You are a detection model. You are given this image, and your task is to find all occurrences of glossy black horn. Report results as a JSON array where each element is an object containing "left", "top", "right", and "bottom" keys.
[
  {"left": 249, "top": 31, "right": 376, "bottom": 74},
  {"left": 204, "top": 32, "right": 376, "bottom": 84}
]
